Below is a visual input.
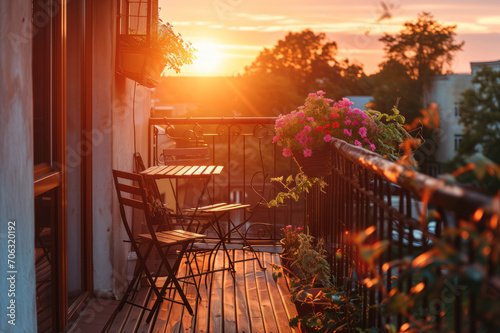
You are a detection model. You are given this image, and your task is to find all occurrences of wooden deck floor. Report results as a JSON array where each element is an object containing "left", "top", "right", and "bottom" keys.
[{"left": 70, "top": 250, "right": 299, "bottom": 333}]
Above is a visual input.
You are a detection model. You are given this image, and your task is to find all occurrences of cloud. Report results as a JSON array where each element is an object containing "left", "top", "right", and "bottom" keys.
[{"left": 477, "top": 16, "right": 500, "bottom": 25}]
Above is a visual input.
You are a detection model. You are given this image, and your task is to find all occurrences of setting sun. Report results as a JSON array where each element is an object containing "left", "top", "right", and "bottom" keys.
[{"left": 191, "top": 42, "right": 221, "bottom": 75}]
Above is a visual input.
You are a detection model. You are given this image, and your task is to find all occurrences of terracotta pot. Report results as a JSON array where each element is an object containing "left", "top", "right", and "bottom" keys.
[
  {"left": 292, "top": 145, "right": 332, "bottom": 177},
  {"left": 293, "top": 287, "right": 330, "bottom": 317}
]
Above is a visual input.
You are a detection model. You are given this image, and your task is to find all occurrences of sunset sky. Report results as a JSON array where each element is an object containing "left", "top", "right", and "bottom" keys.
[{"left": 159, "top": 0, "right": 500, "bottom": 77}]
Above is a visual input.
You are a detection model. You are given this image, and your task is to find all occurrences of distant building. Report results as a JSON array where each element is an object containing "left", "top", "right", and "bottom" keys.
[
  {"left": 424, "top": 59, "right": 500, "bottom": 163},
  {"left": 345, "top": 96, "right": 373, "bottom": 110}
]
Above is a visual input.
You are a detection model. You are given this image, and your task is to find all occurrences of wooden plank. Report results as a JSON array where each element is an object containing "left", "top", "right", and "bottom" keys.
[
  {"left": 175, "top": 166, "right": 193, "bottom": 177},
  {"left": 234, "top": 250, "right": 251, "bottom": 333},
  {"left": 245, "top": 251, "right": 266, "bottom": 333},
  {"left": 263, "top": 252, "right": 292, "bottom": 333},
  {"left": 156, "top": 165, "right": 177, "bottom": 176},
  {"left": 170, "top": 229, "right": 206, "bottom": 239},
  {"left": 192, "top": 166, "right": 208, "bottom": 176},
  {"left": 141, "top": 166, "right": 157, "bottom": 174},
  {"left": 164, "top": 262, "right": 187, "bottom": 333},
  {"left": 272, "top": 254, "right": 301, "bottom": 333},
  {"left": 254, "top": 252, "right": 280, "bottom": 333},
  {"left": 148, "top": 166, "right": 168, "bottom": 175},
  {"left": 183, "top": 166, "right": 202, "bottom": 176},
  {"left": 195, "top": 253, "right": 211, "bottom": 333},
  {"left": 151, "top": 282, "right": 174, "bottom": 333},
  {"left": 180, "top": 251, "right": 204, "bottom": 333},
  {"left": 201, "top": 165, "right": 216, "bottom": 176},
  {"left": 213, "top": 165, "right": 224, "bottom": 175},
  {"left": 166, "top": 165, "right": 185, "bottom": 176},
  {"left": 223, "top": 250, "right": 237, "bottom": 333},
  {"left": 209, "top": 250, "right": 224, "bottom": 333}
]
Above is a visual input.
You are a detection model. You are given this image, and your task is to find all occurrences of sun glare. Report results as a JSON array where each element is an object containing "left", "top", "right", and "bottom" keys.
[{"left": 192, "top": 42, "right": 221, "bottom": 75}]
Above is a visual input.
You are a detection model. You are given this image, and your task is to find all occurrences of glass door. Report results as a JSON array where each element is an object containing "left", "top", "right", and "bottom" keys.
[{"left": 33, "top": 0, "right": 92, "bottom": 331}]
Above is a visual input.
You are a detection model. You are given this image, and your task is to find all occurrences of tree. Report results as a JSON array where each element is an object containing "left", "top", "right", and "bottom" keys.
[
  {"left": 242, "top": 30, "right": 369, "bottom": 115},
  {"left": 369, "top": 60, "right": 421, "bottom": 120},
  {"left": 458, "top": 66, "right": 500, "bottom": 163},
  {"left": 245, "top": 29, "right": 338, "bottom": 94},
  {"left": 379, "top": 12, "right": 464, "bottom": 94}
]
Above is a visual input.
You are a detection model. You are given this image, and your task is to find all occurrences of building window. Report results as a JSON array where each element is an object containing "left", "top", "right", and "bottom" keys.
[
  {"left": 454, "top": 135, "right": 463, "bottom": 152},
  {"left": 454, "top": 102, "right": 461, "bottom": 118}
]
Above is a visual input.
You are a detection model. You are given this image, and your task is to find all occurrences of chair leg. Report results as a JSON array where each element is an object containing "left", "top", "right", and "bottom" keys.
[{"left": 146, "top": 242, "right": 194, "bottom": 323}]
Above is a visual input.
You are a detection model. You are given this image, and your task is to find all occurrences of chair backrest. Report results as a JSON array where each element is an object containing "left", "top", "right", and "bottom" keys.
[
  {"left": 162, "top": 147, "right": 210, "bottom": 166},
  {"left": 134, "top": 152, "right": 164, "bottom": 204},
  {"left": 112, "top": 169, "right": 171, "bottom": 236}
]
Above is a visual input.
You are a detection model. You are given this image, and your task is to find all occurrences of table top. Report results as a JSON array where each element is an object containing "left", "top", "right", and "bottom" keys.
[{"left": 141, "top": 165, "right": 224, "bottom": 178}]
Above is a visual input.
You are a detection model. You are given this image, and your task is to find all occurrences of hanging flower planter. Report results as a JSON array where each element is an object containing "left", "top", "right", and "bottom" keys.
[
  {"left": 116, "top": 0, "right": 196, "bottom": 88},
  {"left": 116, "top": 44, "right": 166, "bottom": 88},
  {"left": 292, "top": 145, "right": 332, "bottom": 177}
]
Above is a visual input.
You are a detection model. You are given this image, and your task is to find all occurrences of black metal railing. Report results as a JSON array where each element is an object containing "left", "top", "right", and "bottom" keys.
[
  {"left": 306, "top": 138, "right": 498, "bottom": 332},
  {"left": 148, "top": 116, "right": 304, "bottom": 242}
]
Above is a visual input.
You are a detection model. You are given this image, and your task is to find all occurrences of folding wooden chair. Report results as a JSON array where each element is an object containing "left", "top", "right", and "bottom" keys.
[{"left": 101, "top": 170, "right": 206, "bottom": 332}]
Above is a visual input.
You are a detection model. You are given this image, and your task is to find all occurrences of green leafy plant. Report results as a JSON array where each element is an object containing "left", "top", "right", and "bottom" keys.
[
  {"left": 267, "top": 173, "right": 326, "bottom": 207},
  {"left": 290, "top": 286, "right": 370, "bottom": 333}
]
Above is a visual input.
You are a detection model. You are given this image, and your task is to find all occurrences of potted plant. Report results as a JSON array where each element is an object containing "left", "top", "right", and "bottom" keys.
[
  {"left": 272, "top": 91, "right": 409, "bottom": 177},
  {"left": 116, "top": 19, "right": 196, "bottom": 88},
  {"left": 279, "top": 224, "right": 303, "bottom": 269}
]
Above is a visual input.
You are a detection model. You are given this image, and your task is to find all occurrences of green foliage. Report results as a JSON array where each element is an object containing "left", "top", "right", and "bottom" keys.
[
  {"left": 290, "top": 234, "right": 333, "bottom": 291},
  {"left": 152, "top": 20, "right": 196, "bottom": 73},
  {"left": 373, "top": 12, "right": 463, "bottom": 131},
  {"left": 458, "top": 66, "right": 500, "bottom": 164},
  {"left": 244, "top": 29, "right": 369, "bottom": 103},
  {"left": 290, "top": 286, "right": 368, "bottom": 333},
  {"left": 379, "top": 12, "right": 464, "bottom": 86},
  {"left": 369, "top": 60, "right": 422, "bottom": 123},
  {"left": 267, "top": 173, "right": 326, "bottom": 207}
]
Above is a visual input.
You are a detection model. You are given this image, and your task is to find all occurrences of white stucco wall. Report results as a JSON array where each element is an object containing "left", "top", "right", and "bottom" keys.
[
  {"left": 0, "top": 1, "right": 37, "bottom": 332},
  {"left": 92, "top": 0, "right": 151, "bottom": 299},
  {"left": 424, "top": 74, "right": 472, "bottom": 163}
]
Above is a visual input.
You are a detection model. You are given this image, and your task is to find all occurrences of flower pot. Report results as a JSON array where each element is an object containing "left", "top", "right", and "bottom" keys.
[
  {"left": 294, "top": 287, "right": 330, "bottom": 316},
  {"left": 292, "top": 145, "right": 332, "bottom": 177},
  {"left": 116, "top": 45, "right": 166, "bottom": 88},
  {"left": 293, "top": 287, "right": 330, "bottom": 333}
]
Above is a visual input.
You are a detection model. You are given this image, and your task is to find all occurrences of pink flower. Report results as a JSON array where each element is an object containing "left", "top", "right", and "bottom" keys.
[
  {"left": 361, "top": 121, "right": 368, "bottom": 125},
  {"left": 303, "top": 149, "right": 312, "bottom": 157},
  {"left": 283, "top": 148, "right": 292, "bottom": 157},
  {"left": 298, "top": 106, "right": 305, "bottom": 109},
  {"left": 364, "top": 138, "right": 371, "bottom": 144},
  {"left": 354, "top": 140, "right": 362, "bottom": 147},
  {"left": 324, "top": 98, "right": 333, "bottom": 103},
  {"left": 369, "top": 144, "right": 376, "bottom": 151},
  {"left": 308, "top": 93, "right": 317, "bottom": 98},
  {"left": 297, "top": 111, "right": 305, "bottom": 118},
  {"left": 272, "top": 134, "right": 280, "bottom": 143},
  {"left": 304, "top": 126, "right": 312, "bottom": 133},
  {"left": 344, "top": 119, "right": 352, "bottom": 126},
  {"left": 324, "top": 134, "right": 332, "bottom": 142},
  {"left": 344, "top": 129, "right": 352, "bottom": 137},
  {"left": 307, "top": 117, "right": 314, "bottom": 121},
  {"left": 316, "top": 90, "right": 326, "bottom": 96},
  {"left": 359, "top": 127, "right": 367, "bottom": 138}
]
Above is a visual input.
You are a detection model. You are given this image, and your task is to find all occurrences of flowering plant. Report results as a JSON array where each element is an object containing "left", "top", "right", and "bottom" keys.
[
  {"left": 273, "top": 91, "right": 409, "bottom": 160},
  {"left": 280, "top": 224, "right": 304, "bottom": 258}
]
